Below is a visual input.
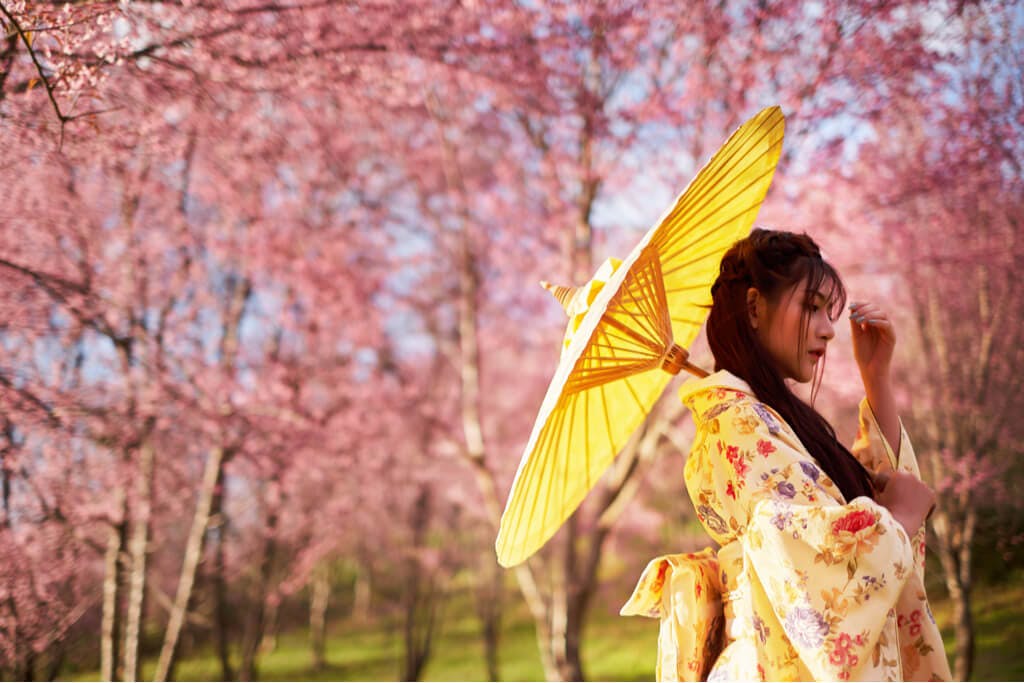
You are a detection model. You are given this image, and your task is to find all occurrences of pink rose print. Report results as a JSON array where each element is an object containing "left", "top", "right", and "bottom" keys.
[
  {"left": 831, "top": 509, "right": 876, "bottom": 536},
  {"left": 829, "top": 632, "right": 864, "bottom": 679}
]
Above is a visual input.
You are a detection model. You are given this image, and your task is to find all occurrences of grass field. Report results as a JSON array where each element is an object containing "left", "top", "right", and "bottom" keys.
[{"left": 69, "top": 579, "right": 1024, "bottom": 681}]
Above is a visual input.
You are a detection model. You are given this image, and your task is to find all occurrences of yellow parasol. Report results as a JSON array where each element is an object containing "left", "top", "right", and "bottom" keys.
[{"left": 496, "top": 106, "right": 785, "bottom": 568}]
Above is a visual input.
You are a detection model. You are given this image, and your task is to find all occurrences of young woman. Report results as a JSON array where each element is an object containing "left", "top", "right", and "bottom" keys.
[{"left": 623, "top": 229, "right": 951, "bottom": 681}]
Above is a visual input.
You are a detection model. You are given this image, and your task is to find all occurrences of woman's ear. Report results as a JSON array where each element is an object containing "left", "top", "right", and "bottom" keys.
[{"left": 746, "top": 287, "right": 761, "bottom": 330}]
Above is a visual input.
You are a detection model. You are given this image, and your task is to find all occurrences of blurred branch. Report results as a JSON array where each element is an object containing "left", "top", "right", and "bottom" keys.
[{"left": 0, "top": 0, "right": 69, "bottom": 146}]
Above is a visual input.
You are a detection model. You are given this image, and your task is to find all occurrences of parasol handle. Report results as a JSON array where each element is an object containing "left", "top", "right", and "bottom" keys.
[{"left": 661, "top": 343, "right": 709, "bottom": 378}]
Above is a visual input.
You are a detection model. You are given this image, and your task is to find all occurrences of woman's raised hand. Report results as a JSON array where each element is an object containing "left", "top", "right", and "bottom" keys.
[
  {"left": 873, "top": 470, "right": 936, "bottom": 538},
  {"left": 849, "top": 300, "right": 897, "bottom": 384}
]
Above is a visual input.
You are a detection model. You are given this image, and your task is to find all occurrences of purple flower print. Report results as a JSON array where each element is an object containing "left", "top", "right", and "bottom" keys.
[
  {"left": 776, "top": 481, "right": 797, "bottom": 499},
  {"left": 800, "top": 461, "right": 820, "bottom": 481},
  {"left": 771, "top": 509, "right": 793, "bottom": 531},
  {"left": 784, "top": 606, "right": 829, "bottom": 649},
  {"left": 697, "top": 505, "right": 729, "bottom": 536},
  {"left": 752, "top": 402, "right": 782, "bottom": 435},
  {"left": 703, "top": 402, "right": 731, "bottom": 422},
  {"left": 753, "top": 614, "right": 771, "bottom": 644}
]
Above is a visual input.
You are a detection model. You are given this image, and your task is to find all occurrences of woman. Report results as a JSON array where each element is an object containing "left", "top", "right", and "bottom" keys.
[{"left": 623, "top": 230, "right": 951, "bottom": 681}]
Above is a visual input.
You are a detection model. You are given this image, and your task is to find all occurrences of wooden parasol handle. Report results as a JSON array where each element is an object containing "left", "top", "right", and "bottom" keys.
[{"left": 660, "top": 343, "right": 709, "bottom": 378}]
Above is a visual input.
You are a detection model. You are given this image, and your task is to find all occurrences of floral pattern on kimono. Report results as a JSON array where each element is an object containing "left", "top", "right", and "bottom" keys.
[{"left": 625, "top": 371, "right": 951, "bottom": 682}]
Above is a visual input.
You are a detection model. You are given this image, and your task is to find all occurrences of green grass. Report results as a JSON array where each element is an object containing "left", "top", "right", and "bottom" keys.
[
  {"left": 68, "top": 580, "right": 1024, "bottom": 681},
  {"left": 930, "top": 581, "right": 1024, "bottom": 682}
]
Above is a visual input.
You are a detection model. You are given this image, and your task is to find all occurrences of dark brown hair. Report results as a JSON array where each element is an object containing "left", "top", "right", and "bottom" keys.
[{"left": 707, "top": 228, "right": 874, "bottom": 502}]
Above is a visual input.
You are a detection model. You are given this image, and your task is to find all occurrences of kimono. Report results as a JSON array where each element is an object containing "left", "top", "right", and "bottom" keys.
[{"left": 622, "top": 370, "right": 951, "bottom": 682}]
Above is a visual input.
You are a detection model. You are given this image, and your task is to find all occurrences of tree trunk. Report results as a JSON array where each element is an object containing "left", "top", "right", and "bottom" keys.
[
  {"left": 153, "top": 446, "right": 225, "bottom": 682},
  {"left": 401, "top": 487, "right": 443, "bottom": 682},
  {"left": 400, "top": 568, "right": 444, "bottom": 682},
  {"left": 401, "top": 571, "right": 434, "bottom": 682},
  {"left": 23, "top": 647, "right": 35, "bottom": 682},
  {"left": 123, "top": 438, "right": 155, "bottom": 682},
  {"left": 474, "top": 555, "right": 502, "bottom": 682},
  {"left": 351, "top": 562, "right": 371, "bottom": 621},
  {"left": 259, "top": 600, "right": 279, "bottom": 656},
  {"left": 954, "top": 505, "right": 976, "bottom": 682},
  {"left": 42, "top": 641, "right": 65, "bottom": 681},
  {"left": 238, "top": 506, "right": 278, "bottom": 681},
  {"left": 549, "top": 519, "right": 585, "bottom": 682},
  {"left": 951, "top": 586, "right": 974, "bottom": 682},
  {"left": 101, "top": 497, "right": 127, "bottom": 682},
  {"left": 210, "top": 480, "right": 235, "bottom": 682},
  {"left": 6, "top": 597, "right": 28, "bottom": 681},
  {"left": 309, "top": 562, "right": 329, "bottom": 671},
  {"left": 934, "top": 504, "right": 976, "bottom": 682},
  {"left": 432, "top": 83, "right": 650, "bottom": 682}
]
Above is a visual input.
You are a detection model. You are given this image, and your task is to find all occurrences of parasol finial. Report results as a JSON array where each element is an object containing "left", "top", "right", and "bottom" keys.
[{"left": 540, "top": 281, "right": 578, "bottom": 315}]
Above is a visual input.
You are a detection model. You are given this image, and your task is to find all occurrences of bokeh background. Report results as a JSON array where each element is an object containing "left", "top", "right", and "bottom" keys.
[{"left": 1, "top": 1, "right": 1022, "bottom": 680}]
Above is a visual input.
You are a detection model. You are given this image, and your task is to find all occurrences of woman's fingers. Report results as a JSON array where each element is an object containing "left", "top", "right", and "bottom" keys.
[
  {"left": 849, "top": 301, "right": 888, "bottom": 323},
  {"left": 849, "top": 301, "right": 895, "bottom": 334}
]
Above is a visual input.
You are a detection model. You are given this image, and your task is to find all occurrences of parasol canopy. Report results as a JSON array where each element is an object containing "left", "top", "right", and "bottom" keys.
[{"left": 495, "top": 106, "right": 785, "bottom": 568}]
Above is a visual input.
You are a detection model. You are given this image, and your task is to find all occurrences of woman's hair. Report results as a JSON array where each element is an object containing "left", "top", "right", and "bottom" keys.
[{"left": 707, "top": 228, "right": 875, "bottom": 502}]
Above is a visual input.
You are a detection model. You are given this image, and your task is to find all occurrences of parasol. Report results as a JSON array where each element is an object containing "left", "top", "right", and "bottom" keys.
[{"left": 495, "top": 106, "right": 785, "bottom": 568}]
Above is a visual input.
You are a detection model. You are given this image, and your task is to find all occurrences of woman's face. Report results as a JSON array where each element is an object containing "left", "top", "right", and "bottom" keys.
[{"left": 751, "top": 276, "right": 836, "bottom": 383}]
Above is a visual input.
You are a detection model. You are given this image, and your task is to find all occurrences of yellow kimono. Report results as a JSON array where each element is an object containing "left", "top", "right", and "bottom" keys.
[{"left": 623, "top": 371, "right": 951, "bottom": 681}]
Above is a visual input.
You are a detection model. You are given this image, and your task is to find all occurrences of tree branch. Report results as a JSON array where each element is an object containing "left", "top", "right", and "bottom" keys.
[{"left": 0, "top": 0, "right": 68, "bottom": 145}]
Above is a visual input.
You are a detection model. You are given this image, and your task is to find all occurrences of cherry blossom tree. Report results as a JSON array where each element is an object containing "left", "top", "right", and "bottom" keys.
[
  {"left": 786, "top": 5, "right": 1024, "bottom": 677},
  {"left": 0, "top": 2, "right": 1021, "bottom": 682},
  {"left": 404, "top": 2, "right": 969, "bottom": 679}
]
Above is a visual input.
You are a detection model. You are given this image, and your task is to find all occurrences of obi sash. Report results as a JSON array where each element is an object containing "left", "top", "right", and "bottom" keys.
[{"left": 620, "top": 548, "right": 726, "bottom": 682}]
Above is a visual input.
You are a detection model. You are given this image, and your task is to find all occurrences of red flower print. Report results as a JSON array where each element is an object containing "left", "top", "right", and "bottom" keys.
[
  {"left": 733, "top": 458, "right": 749, "bottom": 478},
  {"left": 650, "top": 561, "right": 669, "bottom": 593},
  {"left": 757, "top": 439, "right": 776, "bottom": 457},
  {"left": 908, "top": 609, "right": 922, "bottom": 637},
  {"left": 726, "top": 481, "right": 737, "bottom": 500},
  {"left": 831, "top": 509, "right": 876, "bottom": 535},
  {"left": 725, "top": 445, "right": 749, "bottom": 478}
]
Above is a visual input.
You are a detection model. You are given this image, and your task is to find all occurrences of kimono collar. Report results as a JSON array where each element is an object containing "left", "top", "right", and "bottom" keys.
[
  {"left": 678, "top": 370, "right": 760, "bottom": 417},
  {"left": 679, "top": 369, "right": 755, "bottom": 401}
]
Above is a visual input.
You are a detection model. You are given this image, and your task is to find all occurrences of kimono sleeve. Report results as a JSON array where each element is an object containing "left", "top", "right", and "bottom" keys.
[
  {"left": 714, "top": 400, "right": 916, "bottom": 681},
  {"left": 850, "top": 397, "right": 920, "bottom": 478},
  {"left": 850, "top": 397, "right": 929, "bottom": 574}
]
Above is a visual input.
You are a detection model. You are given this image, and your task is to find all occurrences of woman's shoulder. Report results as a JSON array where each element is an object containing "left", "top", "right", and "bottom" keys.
[{"left": 680, "top": 370, "right": 788, "bottom": 438}]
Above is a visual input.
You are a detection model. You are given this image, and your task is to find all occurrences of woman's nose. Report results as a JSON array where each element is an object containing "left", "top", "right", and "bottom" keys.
[{"left": 819, "top": 316, "right": 835, "bottom": 341}]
